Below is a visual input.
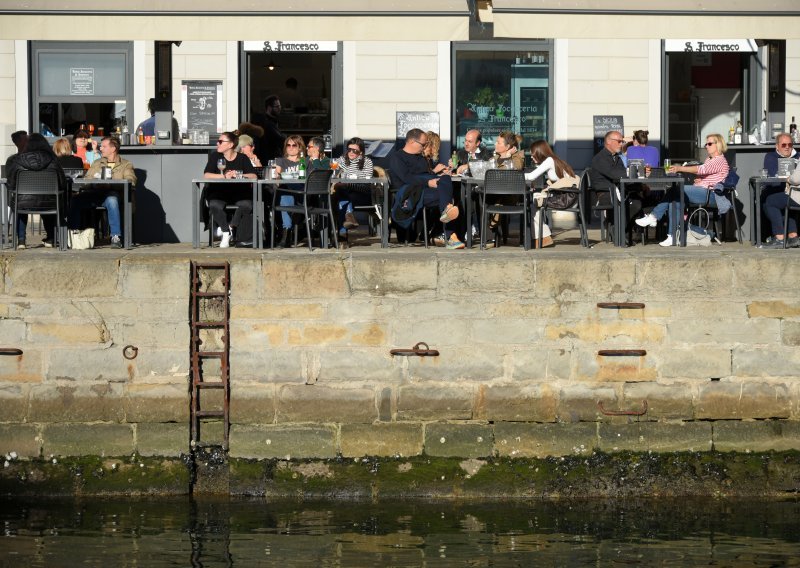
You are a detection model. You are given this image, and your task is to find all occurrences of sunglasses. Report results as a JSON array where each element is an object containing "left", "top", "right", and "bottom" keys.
[
  {"left": 779, "top": 143, "right": 793, "bottom": 148},
  {"left": 610, "top": 138, "right": 625, "bottom": 143},
  {"left": 286, "top": 142, "right": 298, "bottom": 147},
  {"left": 347, "top": 147, "right": 362, "bottom": 155},
  {"left": 705, "top": 142, "right": 716, "bottom": 147},
  {"left": 217, "top": 139, "right": 229, "bottom": 145}
]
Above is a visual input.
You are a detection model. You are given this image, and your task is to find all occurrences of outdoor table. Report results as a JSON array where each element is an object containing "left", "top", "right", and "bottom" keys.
[
  {"left": 191, "top": 178, "right": 258, "bottom": 249},
  {"left": 618, "top": 175, "right": 685, "bottom": 247},
  {"left": 749, "top": 176, "right": 787, "bottom": 246},
  {"left": 71, "top": 178, "right": 133, "bottom": 250}
]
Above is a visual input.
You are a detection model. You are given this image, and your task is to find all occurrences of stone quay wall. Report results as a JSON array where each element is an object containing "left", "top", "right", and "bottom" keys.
[{"left": 0, "top": 250, "right": 799, "bottom": 463}]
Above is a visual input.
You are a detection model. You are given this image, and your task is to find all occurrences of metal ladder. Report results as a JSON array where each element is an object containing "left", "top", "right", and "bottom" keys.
[{"left": 189, "top": 261, "right": 231, "bottom": 450}]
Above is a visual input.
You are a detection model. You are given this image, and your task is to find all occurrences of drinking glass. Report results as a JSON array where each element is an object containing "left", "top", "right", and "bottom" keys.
[
  {"left": 217, "top": 158, "right": 226, "bottom": 176},
  {"left": 663, "top": 159, "right": 671, "bottom": 174},
  {"left": 330, "top": 161, "right": 340, "bottom": 177}
]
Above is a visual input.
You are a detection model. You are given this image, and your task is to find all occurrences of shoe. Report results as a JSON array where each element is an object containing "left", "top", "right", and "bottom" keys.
[
  {"left": 235, "top": 240, "right": 253, "bottom": 248},
  {"left": 759, "top": 238, "right": 788, "bottom": 249},
  {"left": 43, "top": 239, "right": 54, "bottom": 248},
  {"left": 343, "top": 212, "right": 359, "bottom": 229},
  {"left": 110, "top": 235, "right": 123, "bottom": 249},
  {"left": 17, "top": 241, "right": 26, "bottom": 250},
  {"left": 788, "top": 236, "right": 800, "bottom": 248},
  {"left": 276, "top": 228, "right": 292, "bottom": 249},
  {"left": 432, "top": 233, "right": 446, "bottom": 247},
  {"left": 659, "top": 235, "right": 674, "bottom": 247},
  {"left": 219, "top": 232, "right": 232, "bottom": 248},
  {"left": 446, "top": 234, "right": 465, "bottom": 250},
  {"left": 635, "top": 213, "right": 658, "bottom": 228},
  {"left": 535, "top": 236, "right": 554, "bottom": 248},
  {"left": 215, "top": 227, "right": 223, "bottom": 238},
  {"left": 439, "top": 204, "right": 459, "bottom": 223}
]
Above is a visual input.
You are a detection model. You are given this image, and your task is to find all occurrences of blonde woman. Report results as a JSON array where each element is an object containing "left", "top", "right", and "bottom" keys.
[
  {"left": 273, "top": 134, "right": 306, "bottom": 247},
  {"left": 53, "top": 137, "right": 83, "bottom": 169},
  {"left": 423, "top": 131, "right": 450, "bottom": 174}
]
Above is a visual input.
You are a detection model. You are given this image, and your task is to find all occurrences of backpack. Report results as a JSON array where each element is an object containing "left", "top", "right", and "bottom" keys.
[{"left": 391, "top": 183, "right": 426, "bottom": 229}]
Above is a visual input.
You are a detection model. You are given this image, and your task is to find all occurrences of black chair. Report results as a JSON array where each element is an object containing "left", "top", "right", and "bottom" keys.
[
  {"left": 11, "top": 170, "right": 68, "bottom": 251},
  {"left": 385, "top": 171, "right": 433, "bottom": 248},
  {"left": 535, "top": 170, "right": 589, "bottom": 248},
  {"left": 585, "top": 167, "right": 615, "bottom": 245},
  {"left": 782, "top": 183, "right": 800, "bottom": 249},
  {"left": 478, "top": 169, "right": 530, "bottom": 250},
  {"left": 271, "top": 168, "right": 336, "bottom": 251},
  {"left": 684, "top": 175, "right": 744, "bottom": 244}
]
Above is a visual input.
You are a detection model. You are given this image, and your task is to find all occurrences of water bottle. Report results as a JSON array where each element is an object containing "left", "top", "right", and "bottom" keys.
[{"left": 298, "top": 153, "right": 307, "bottom": 179}]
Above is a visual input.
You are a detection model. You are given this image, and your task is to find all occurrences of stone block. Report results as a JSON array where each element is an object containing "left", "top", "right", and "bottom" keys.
[
  {"left": 122, "top": 349, "right": 189, "bottom": 382},
  {"left": 43, "top": 423, "right": 134, "bottom": 457},
  {"left": 782, "top": 321, "right": 800, "bottom": 346},
  {"left": 393, "top": 317, "right": 471, "bottom": 349},
  {"left": 397, "top": 384, "right": 474, "bottom": 421},
  {"left": 28, "top": 322, "right": 107, "bottom": 344},
  {"left": 424, "top": 423, "right": 494, "bottom": 458},
  {"left": 5, "top": 256, "right": 118, "bottom": 298},
  {"left": 475, "top": 383, "right": 557, "bottom": 422},
  {"left": 0, "top": 423, "right": 41, "bottom": 458},
  {"left": 263, "top": 256, "right": 349, "bottom": 299},
  {"left": 125, "top": 383, "right": 190, "bottom": 423},
  {"left": 136, "top": 423, "right": 188, "bottom": 457},
  {"left": 713, "top": 420, "right": 800, "bottom": 452},
  {"left": 732, "top": 348, "right": 800, "bottom": 378},
  {"left": 617, "top": 303, "right": 673, "bottom": 320},
  {"left": 535, "top": 257, "right": 638, "bottom": 300},
  {"left": 598, "top": 422, "right": 712, "bottom": 452},
  {"left": 438, "top": 257, "right": 535, "bottom": 295},
  {"left": 733, "top": 256, "right": 800, "bottom": 292},
  {"left": 28, "top": 383, "right": 126, "bottom": 423},
  {"left": 747, "top": 301, "right": 800, "bottom": 319},
  {"left": 324, "top": 298, "right": 398, "bottom": 323},
  {"left": 229, "top": 424, "right": 336, "bottom": 459},
  {"left": 229, "top": 350, "right": 304, "bottom": 382},
  {"left": 231, "top": 321, "right": 286, "bottom": 348},
  {"left": 545, "top": 320, "right": 664, "bottom": 343},
  {"left": 621, "top": 382, "right": 694, "bottom": 420},
  {"left": 507, "top": 348, "right": 572, "bottom": 381},
  {"left": 230, "top": 258, "right": 262, "bottom": 300},
  {"left": 59, "top": 300, "right": 138, "bottom": 320},
  {"left": 119, "top": 258, "right": 188, "bottom": 299},
  {"left": 696, "top": 380, "right": 791, "bottom": 419},
  {"left": 340, "top": 423, "right": 423, "bottom": 457},
  {"left": 488, "top": 299, "right": 562, "bottom": 319},
  {"left": 405, "top": 348, "right": 504, "bottom": 381},
  {"left": 286, "top": 322, "right": 389, "bottom": 347},
  {"left": 137, "top": 299, "right": 186, "bottom": 321},
  {"left": 0, "top": 318, "right": 25, "bottom": 343},
  {"left": 637, "top": 257, "right": 735, "bottom": 297},
  {"left": 0, "top": 385, "right": 29, "bottom": 422},
  {"left": 557, "top": 385, "right": 618, "bottom": 422},
  {"left": 657, "top": 348, "right": 731, "bottom": 379},
  {"left": 574, "top": 350, "right": 657, "bottom": 383},
  {"left": 493, "top": 422, "right": 598, "bottom": 457},
  {"left": 471, "top": 318, "right": 544, "bottom": 344},
  {"left": 349, "top": 255, "right": 437, "bottom": 296},
  {"left": 112, "top": 321, "right": 188, "bottom": 349},
  {"left": 276, "top": 385, "right": 377, "bottom": 423},
  {"left": 666, "top": 319, "right": 780, "bottom": 345},
  {"left": 229, "top": 383, "right": 275, "bottom": 424},
  {"left": 317, "top": 349, "right": 403, "bottom": 382},
  {"left": 231, "top": 302, "right": 325, "bottom": 320},
  {"left": 0, "top": 349, "right": 44, "bottom": 383},
  {"left": 46, "top": 348, "right": 134, "bottom": 382}
]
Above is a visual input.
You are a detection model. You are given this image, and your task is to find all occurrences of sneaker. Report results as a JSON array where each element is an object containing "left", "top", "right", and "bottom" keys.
[
  {"left": 788, "top": 236, "right": 800, "bottom": 248},
  {"left": 432, "top": 233, "right": 447, "bottom": 247},
  {"left": 343, "top": 212, "right": 359, "bottom": 229},
  {"left": 446, "top": 234, "right": 465, "bottom": 250},
  {"left": 17, "top": 241, "right": 26, "bottom": 250},
  {"left": 215, "top": 227, "right": 223, "bottom": 238},
  {"left": 439, "top": 204, "right": 459, "bottom": 223},
  {"left": 43, "top": 239, "right": 54, "bottom": 248},
  {"left": 220, "top": 232, "right": 232, "bottom": 248},
  {"left": 759, "top": 238, "right": 788, "bottom": 249},
  {"left": 635, "top": 213, "right": 658, "bottom": 228},
  {"left": 110, "top": 235, "right": 123, "bottom": 249},
  {"left": 659, "top": 235, "right": 674, "bottom": 247}
]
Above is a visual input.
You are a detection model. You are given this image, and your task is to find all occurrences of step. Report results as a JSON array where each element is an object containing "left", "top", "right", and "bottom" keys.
[{"left": 193, "top": 381, "right": 226, "bottom": 389}]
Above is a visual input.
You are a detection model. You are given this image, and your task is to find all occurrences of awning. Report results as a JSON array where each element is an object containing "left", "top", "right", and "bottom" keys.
[
  {"left": 0, "top": 0, "right": 470, "bottom": 41},
  {"left": 492, "top": 1, "right": 800, "bottom": 39}
]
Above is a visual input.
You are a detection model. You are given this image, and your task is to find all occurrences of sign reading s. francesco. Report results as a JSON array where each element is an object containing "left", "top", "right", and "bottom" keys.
[
  {"left": 242, "top": 41, "right": 338, "bottom": 53},
  {"left": 664, "top": 39, "right": 757, "bottom": 53}
]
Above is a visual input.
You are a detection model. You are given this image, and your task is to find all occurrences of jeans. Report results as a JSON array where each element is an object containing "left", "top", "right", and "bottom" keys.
[
  {"left": 16, "top": 214, "right": 56, "bottom": 242},
  {"left": 651, "top": 185, "right": 714, "bottom": 236},
  {"left": 763, "top": 191, "right": 797, "bottom": 236},
  {"left": 68, "top": 192, "right": 121, "bottom": 237},
  {"left": 422, "top": 175, "right": 455, "bottom": 238},
  {"left": 279, "top": 195, "right": 294, "bottom": 229},
  {"left": 335, "top": 184, "right": 372, "bottom": 231}
]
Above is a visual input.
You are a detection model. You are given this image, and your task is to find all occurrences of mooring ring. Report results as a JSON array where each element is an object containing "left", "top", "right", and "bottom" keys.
[{"left": 123, "top": 345, "right": 139, "bottom": 360}]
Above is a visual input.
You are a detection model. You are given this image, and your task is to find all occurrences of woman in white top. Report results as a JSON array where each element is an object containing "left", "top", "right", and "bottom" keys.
[
  {"left": 524, "top": 140, "right": 580, "bottom": 247},
  {"left": 332, "top": 137, "right": 374, "bottom": 238}
]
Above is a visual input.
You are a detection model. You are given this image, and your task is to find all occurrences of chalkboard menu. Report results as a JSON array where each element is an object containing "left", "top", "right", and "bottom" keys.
[
  {"left": 181, "top": 80, "right": 223, "bottom": 138},
  {"left": 396, "top": 112, "right": 440, "bottom": 140},
  {"left": 593, "top": 115, "right": 624, "bottom": 153}
]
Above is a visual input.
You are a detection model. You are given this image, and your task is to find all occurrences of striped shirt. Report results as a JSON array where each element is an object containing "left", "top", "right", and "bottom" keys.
[
  {"left": 334, "top": 156, "right": 374, "bottom": 179},
  {"left": 695, "top": 155, "right": 729, "bottom": 188}
]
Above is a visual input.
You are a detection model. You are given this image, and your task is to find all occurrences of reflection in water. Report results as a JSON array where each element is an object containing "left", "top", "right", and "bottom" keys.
[{"left": 1, "top": 498, "right": 799, "bottom": 567}]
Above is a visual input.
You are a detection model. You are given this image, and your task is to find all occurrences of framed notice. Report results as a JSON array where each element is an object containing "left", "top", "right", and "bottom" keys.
[
  {"left": 593, "top": 115, "right": 624, "bottom": 153},
  {"left": 70, "top": 68, "right": 95, "bottom": 96},
  {"left": 396, "top": 112, "right": 440, "bottom": 141},
  {"left": 181, "top": 80, "right": 223, "bottom": 138}
]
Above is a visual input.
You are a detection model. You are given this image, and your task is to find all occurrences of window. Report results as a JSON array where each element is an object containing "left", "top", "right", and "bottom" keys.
[
  {"left": 31, "top": 42, "right": 133, "bottom": 138},
  {"left": 453, "top": 41, "right": 553, "bottom": 152}
]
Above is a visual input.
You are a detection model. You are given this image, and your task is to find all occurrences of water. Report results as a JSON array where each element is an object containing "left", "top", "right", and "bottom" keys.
[{"left": 1, "top": 498, "right": 799, "bottom": 567}]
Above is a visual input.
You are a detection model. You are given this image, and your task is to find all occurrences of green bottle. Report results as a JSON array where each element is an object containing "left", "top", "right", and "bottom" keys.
[{"left": 298, "top": 153, "right": 307, "bottom": 179}]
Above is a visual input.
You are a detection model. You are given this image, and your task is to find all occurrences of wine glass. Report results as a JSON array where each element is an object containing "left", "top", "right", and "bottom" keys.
[
  {"left": 217, "top": 158, "right": 226, "bottom": 177},
  {"left": 330, "top": 161, "right": 340, "bottom": 177}
]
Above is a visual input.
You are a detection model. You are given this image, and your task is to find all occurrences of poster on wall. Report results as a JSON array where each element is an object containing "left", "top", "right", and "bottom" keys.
[
  {"left": 181, "top": 80, "right": 223, "bottom": 139},
  {"left": 70, "top": 68, "right": 95, "bottom": 96},
  {"left": 396, "top": 112, "right": 440, "bottom": 141},
  {"left": 593, "top": 115, "right": 624, "bottom": 153}
]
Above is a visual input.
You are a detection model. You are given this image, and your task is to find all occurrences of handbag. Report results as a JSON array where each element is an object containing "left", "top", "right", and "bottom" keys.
[
  {"left": 68, "top": 228, "right": 95, "bottom": 250},
  {"left": 685, "top": 207, "right": 711, "bottom": 247}
]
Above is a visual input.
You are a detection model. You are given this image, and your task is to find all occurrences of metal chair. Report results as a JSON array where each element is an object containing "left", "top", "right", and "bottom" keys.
[
  {"left": 536, "top": 170, "right": 590, "bottom": 248},
  {"left": 11, "top": 170, "right": 68, "bottom": 251},
  {"left": 271, "top": 168, "right": 336, "bottom": 251},
  {"left": 684, "top": 181, "right": 744, "bottom": 244},
  {"left": 478, "top": 169, "right": 530, "bottom": 250},
  {"left": 585, "top": 167, "right": 615, "bottom": 245},
  {"left": 782, "top": 183, "right": 800, "bottom": 249}
]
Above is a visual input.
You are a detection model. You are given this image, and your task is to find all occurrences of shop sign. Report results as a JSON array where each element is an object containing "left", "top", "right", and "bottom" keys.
[
  {"left": 242, "top": 41, "right": 338, "bottom": 53},
  {"left": 396, "top": 111, "right": 439, "bottom": 141},
  {"left": 665, "top": 39, "right": 757, "bottom": 53},
  {"left": 70, "top": 68, "right": 94, "bottom": 96}
]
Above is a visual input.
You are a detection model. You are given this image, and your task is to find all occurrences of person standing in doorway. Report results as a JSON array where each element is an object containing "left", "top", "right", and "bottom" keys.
[{"left": 253, "top": 95, "right": 285, "bottom": 164}]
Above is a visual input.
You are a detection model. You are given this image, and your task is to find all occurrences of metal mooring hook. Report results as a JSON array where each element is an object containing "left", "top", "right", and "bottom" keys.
[
  {"left": 123, "top": 345, "right": 139, "bottom": 360},
  {"left": 598, "top": 400, "right": 648, "bottom": 416},
  {"left": 390, "top": 342, "right": 439, "bottom": 357},
  {"left": 0, "top": 348, "right": 23, "bottom": 356}
]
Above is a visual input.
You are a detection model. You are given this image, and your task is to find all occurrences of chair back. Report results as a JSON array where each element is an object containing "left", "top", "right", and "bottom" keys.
[
  {"left": 304, "top": 168, "right": 334, "bottom": 196},
  {"left": 15, "top": 169, "right": 62, "bottom": 197},
  {"left": 482, "top": 168, "right": 526, "bottom": 196}
]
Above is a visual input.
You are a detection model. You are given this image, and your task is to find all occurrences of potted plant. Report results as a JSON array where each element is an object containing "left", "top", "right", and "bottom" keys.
[
  {"left": 472, "top": 86, "right": 495, "bottom": 120},
  {"left": 495, "top": 93, "right": 510, "bottom": 117}
]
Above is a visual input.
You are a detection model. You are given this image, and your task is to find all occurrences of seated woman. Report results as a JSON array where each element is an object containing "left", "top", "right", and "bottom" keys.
[
  {"left": 72, "top": 129, "right": 98, "bottom": 169},
  {"left": 273, "top": 135, "right": 306, "bottom": 248},
  {"left": 761, "top": 167, "right": 800, "bottom": 248},
  {"left": 68, "top": 136, "right": 137, "bottom": 249},
  {"left": 485, "top": 131, "right": 525, "bottom": 242},
  {"left": 625, "top": 129, "right": 660, "bottom": 167},
  {"left": 236, "top": 134, "right": 262, "bottom": 170},
  {"left": 525, "top": 140, "right": 580, "bottom": 248},
  {"left": 53, "top": 137, "right": 84, "bottom": 170},
  {"left": 307, "top": 136, "right": 330, "bottom": 172},
  {"left": 6, "top": 133, "right": 67, "bottom": 249},
  {"left": 423, "top": 131, "right": 451, "bottom": 175},
  {"left": 636, "top": 133, "right": 729, "bottom": 246},
  {"left": 332, "top": 137, "right": 374, "bottom": 239},
  {"left": 202, "top": 131, "right": 257, "bottom": 248}
]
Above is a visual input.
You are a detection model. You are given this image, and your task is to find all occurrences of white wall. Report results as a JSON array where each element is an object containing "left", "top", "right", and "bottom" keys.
[
  {"left": 0, "top": 40, "right": 26, "bottom": 165},
  {"left": 787, "top": 40, "right": 800, "bottom": 131}
]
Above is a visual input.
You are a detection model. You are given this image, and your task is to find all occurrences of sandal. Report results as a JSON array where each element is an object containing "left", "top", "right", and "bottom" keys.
[{"left": 439, "top": 204, "right": 459, "bottom": 223}]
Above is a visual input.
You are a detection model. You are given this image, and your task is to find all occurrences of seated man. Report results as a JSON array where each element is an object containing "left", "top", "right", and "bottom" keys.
[
  {"left": 762, "top": 133, "right": 798, "bottom": 199},
  {"left": 68, "top": 136, "right": 136, "bottom": 248},
  {"left": 389, "top": 129, "right": 463, "bottom": 249},
  {"left": 455, "top": 129, "right": 492, "bottom": 175},
  {"left": 761, "top": 164, "right": 800, "bottom": 248}
]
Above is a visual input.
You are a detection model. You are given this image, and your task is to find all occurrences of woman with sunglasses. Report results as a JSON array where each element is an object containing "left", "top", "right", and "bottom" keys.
[
  {"left": 636, "top": 133, "right": 729, "bottom": 246},
  {"left": 273, "top": 135, "right": 306, "bottom": 247},
  {"left": 332, "top": 137, "right": 374, "bottom": 240},
  {"left": 72, "top": 129, "right": 98, "bottom": 169},
  {"left": 203, "top": 131, "right": 257, "bottom": 248}
]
